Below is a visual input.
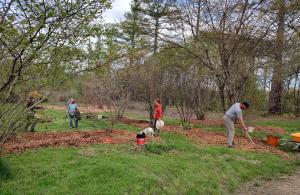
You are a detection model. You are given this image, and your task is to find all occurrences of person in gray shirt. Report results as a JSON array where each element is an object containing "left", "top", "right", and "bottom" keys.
[{"left": 223, "top": 102, "right": 250, "bottom": 147}]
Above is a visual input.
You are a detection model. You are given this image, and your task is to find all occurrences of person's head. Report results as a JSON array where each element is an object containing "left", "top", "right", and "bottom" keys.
[
  {"left": 154, "top": 99, "right": 161, "bottom": 105},
  {"left": 70, "top": 98, "right": 75, "bottom": 104},
  {"left": 240, "top": 101, "right": 250, "bottom": 110}
]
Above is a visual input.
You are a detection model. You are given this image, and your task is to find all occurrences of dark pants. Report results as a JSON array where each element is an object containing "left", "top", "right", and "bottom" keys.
[
  {"left": 152, "top": 119, "right": 160, "bottom": 136},
  {"left": 26, "top": 112, "right": 37, "bottom": 132},
  {"left": 69, "top": 115, "right": 78, "bottom": 128},
  {"left": 30, "top": 123, "right": 36, "bottom": 132}
]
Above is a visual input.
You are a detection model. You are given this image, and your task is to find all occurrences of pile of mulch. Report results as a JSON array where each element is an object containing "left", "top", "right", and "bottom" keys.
[
  {"left": 192, "top": 119, "right": 224, "bottom": 126},
  {"left": 120, "top": 117, "right": 288, "bottom": 157},
  {"left": 3, "top": 130, "right": 136, "bottom": 154},
  {"left": 119, "top": 118, "right": 149, "bottom": 128},
  {"left": 254, "top": 126, "right": 286, "bottom": 135}
]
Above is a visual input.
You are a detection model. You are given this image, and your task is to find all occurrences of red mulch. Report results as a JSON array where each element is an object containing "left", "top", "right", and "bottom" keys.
[
  {"left": 192, "top": 119, "right": 224, "bottom": 126},
  {"left": 254, "top": 126, "right": 286, "bottom": 134},
  {"left": 164, "top": 126, "right": 287, "bottom": 157},
  {"left": 3, "top": 129, "right": 163, "bottom": 154},
  {"left": 3, "top": 116, "right": 287, "bottom": 157},
  {"left": 192, "top": 119, "right": 286, "bottom": 134},
  {"left": 3, "top": 130, "right": 136, "bottom": 154},
  {"left": 119, "top": 118, "right": 150, "bottom": 128},
  {"left": 120, "top": 117, "right": 288, "bottom": 157}
]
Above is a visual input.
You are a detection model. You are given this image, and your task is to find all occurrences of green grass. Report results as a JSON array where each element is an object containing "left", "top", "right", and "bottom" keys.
[
  {"left": 36, "top": 109, "right": 139, "bottom": 132},
  {"left": 1, "top": 132, "right": 298, "bottom": 195}
]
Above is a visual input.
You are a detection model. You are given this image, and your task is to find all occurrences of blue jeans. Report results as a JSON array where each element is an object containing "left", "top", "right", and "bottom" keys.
[{"left": 69, "top": 115, "right": 78, "bottom": 128}]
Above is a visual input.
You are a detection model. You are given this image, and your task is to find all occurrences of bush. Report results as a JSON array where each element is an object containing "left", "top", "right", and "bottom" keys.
[{"left": 0, "top": 103, "right": 28, "bottom": 153}]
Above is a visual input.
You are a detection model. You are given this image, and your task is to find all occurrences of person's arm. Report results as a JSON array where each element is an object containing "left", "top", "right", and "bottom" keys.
[
  {"left": 66, "top": 105, "right": 70, "bottom": 114},
  {"left": 153, "top": 107, "right": 157, "bottom": 118},
  {"left": 239, "top": 116, "right": 248, "bottom": 131},
  {"left": 160, "top": 106, "right": 163, "bottom": 120}
]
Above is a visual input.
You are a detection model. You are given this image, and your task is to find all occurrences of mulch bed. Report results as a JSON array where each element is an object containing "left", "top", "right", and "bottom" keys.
[
  {"left": 3, "top": 129, "right": 163, "bottom": 154},
  {"left": 120, "top": 117, "right": 288, "bottom": 157},
  {"left": 254, "top": 126, "right": 286, "bottom": 134},
  {"left": 192, "top": 119, "right": 224, "bottom": 126},
  {"left": 3, "top": 130, "right": 136, "bottom": 154},
  {"left": 3, "top": 116, "right": 287, "bottom": 157},
  {"left": 164, "top": 126, "right": 287, "bottom": 157},
  {"left": 192, "top": 119, "right": 286, "bottom": 135}
]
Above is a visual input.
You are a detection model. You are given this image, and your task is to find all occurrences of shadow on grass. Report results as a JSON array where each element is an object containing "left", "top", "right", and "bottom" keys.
[{"left": 0, "top": 159, "right": 12, "bottom": 181}]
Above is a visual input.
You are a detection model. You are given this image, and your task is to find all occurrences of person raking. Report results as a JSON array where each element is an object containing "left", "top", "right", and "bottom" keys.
[{"left": 223, "top": 101, "right": 250, "bottom": 147}]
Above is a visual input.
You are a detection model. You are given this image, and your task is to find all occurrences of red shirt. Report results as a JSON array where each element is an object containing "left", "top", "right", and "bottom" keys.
[{"left": 153, "top": 103, "right": 163, "bottom": 119}]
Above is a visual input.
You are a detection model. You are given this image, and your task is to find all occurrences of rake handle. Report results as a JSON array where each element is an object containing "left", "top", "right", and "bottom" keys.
[{"left": 245, "top": 131, "right": 255, "bottom": 145}]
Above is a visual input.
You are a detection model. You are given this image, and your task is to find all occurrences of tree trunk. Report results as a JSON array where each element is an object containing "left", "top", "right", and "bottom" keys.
[
  {"left": 217, "top": 79, "right": 226, "bottom": 112},
  {"left": 195, "top": 111, "right": 205, "bottom": 120},
  {"left": 195, "top": 0, "right": 201, "bottom": 37},
  {"left": 268, "top": 0, "right": 285, "bottom": 113},
  {"left": 154, "top": 16, "right": 159, "bottom": 53}
]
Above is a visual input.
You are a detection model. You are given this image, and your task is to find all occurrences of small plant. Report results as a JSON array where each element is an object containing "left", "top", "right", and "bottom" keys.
[{"left": 182, "top": 121, "right": 193, "bottom": 130}]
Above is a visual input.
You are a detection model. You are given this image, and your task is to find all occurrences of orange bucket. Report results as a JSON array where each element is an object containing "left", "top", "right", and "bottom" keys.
[
  {"left": 136, "top": 138, "right": 145, "bottom": 145},
  {"left": 266, "top": 135, "right": 279, "bottom": 146}
]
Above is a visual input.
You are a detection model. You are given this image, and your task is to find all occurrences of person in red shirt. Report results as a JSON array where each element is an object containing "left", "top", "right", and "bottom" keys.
[{"left": 153, "top": 99, "right": 163, "bottom": 136}]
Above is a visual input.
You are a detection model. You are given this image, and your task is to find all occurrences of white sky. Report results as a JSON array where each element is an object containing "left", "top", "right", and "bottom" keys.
[{"left": 103, "top": 0, "right": 131, "bottom": 23}]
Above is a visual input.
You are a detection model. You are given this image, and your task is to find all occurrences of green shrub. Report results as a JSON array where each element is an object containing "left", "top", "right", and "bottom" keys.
[{"left": 0, "top": 103, "right": 28, "bottom": 153}]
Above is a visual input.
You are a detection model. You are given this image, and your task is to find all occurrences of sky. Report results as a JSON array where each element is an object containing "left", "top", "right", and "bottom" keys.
[{"left": 103, "top": 0, "right": 131, "bottom": 23}]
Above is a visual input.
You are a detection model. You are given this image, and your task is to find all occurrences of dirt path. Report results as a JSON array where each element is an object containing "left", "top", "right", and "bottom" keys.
[{"left": 237, "top": 169, "right": 300, "bottom": 195}]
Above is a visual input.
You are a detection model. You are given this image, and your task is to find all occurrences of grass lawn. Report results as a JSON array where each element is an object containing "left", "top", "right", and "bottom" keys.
[
  {"left": 0, "top": 108, "right": 299, "bottom": 194},
  {"left": 36, "top": 109, "right": 139, "bottom": 132}
]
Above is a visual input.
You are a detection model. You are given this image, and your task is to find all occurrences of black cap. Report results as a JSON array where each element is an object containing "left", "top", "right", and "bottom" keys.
[{"left": 242, "top": 101, "right": 250, "bottom": 108}]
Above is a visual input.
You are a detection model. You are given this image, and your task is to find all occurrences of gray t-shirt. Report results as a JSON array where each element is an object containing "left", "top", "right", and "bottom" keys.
[{"left": 225, "top": 103, "right": 242, "bottom": 121}]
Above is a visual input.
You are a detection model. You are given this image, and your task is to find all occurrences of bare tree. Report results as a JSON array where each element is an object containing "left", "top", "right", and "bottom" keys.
[
  {"left": 82, "top": 71, "right": 131, "bottom": 132},
  {"left": 162, "top": 0, "right": 275, "bottom": 111}
]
